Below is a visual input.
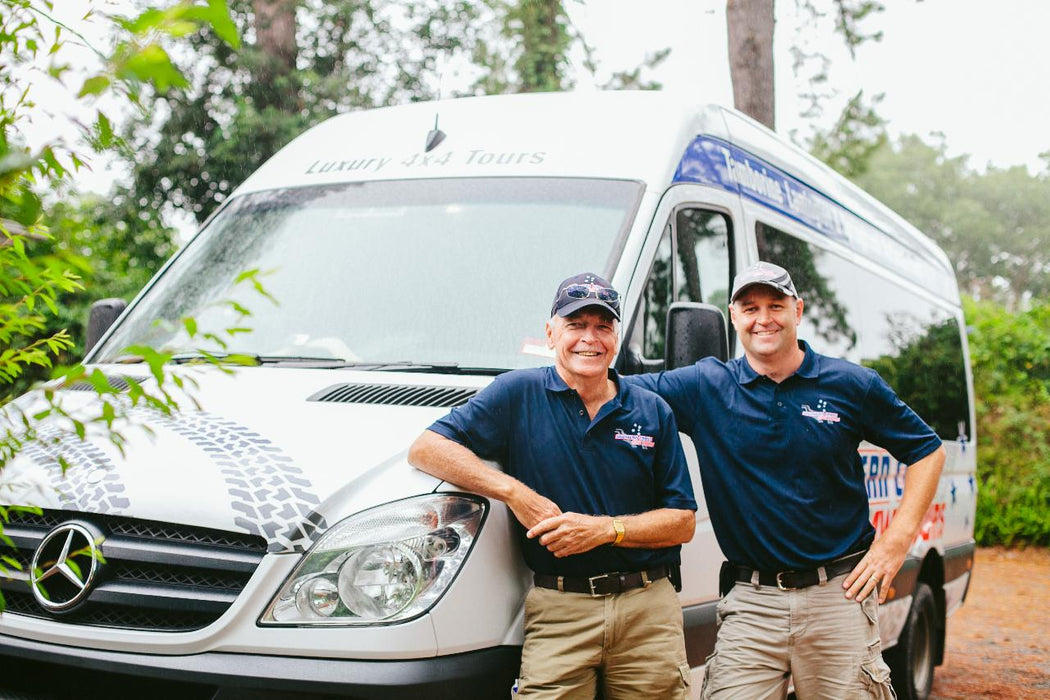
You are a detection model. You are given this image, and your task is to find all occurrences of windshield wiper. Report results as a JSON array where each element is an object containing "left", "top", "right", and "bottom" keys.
[
  {"left": 169, "top": 352, "right": 263, "bottom": 365},
  {"left": 367, "top": 361, "right": 509, "bottom": 376},
  {"left": 111, "top": 355, "right": 509, "bottom": 375},
  {"left": 111, "top": 352, "right": 264, "bottom": 365}
]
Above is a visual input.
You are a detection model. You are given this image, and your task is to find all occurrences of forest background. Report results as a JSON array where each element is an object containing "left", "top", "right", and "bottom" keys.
[{"left": 1, "top": 0, "right": 1047, "bottom": 548}]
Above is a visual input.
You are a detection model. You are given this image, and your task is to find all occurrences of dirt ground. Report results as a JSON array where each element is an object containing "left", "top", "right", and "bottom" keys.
[{"left": 929, "top": 546, "right": 1050, "bottom": 699}]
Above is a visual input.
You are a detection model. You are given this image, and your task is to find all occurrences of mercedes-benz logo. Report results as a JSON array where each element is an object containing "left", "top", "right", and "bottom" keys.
[{"left": 30, "top": 522, "right": 103, "bottom": 612}]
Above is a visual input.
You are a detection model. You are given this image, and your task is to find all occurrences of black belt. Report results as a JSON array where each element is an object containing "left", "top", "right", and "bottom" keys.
[
  {"left": 534, "top": 564, "right": 672, "bottom": 597},
  {"left": 729, "top": 550, "right": 867, "bottom": 591}
]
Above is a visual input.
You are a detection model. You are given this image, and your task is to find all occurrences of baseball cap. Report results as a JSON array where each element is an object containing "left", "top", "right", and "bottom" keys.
[
  {"left": 730, "top": 261, "right": 798, "bottom": 302},
  {"left": 550, "top": 272, "right": 621, "bottom": 321}
]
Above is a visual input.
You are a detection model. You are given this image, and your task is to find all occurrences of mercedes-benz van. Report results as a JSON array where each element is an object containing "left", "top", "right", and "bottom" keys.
[{"left": 0, "top": 91, "right": 976, "bottom": 700}]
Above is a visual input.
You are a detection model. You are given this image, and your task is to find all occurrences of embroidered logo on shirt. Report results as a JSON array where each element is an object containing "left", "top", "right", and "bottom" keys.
[
  {"left": 801, "top": 399, "right": 841, "bottom": 424},
  {"left": 614, "top": 424, "right": 655, "bottom": 449}
]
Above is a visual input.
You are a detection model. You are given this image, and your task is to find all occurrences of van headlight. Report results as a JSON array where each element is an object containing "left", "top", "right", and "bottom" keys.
[{"left": 260, "top": 494, "right": 486, "bottom": 625}]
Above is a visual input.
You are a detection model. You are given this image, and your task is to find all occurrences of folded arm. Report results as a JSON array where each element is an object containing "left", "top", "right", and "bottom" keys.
[
  {"left": 407, "top": 429, "right": 561, "bottom": 530},
  {"left": 527, "top": 507, "right": 696, "bottom": 559}
]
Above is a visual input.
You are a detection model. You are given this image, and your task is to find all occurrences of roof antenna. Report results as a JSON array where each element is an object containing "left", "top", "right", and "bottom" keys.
[{"left": 425, "top": 114, "right": 446, "bottom": 152}]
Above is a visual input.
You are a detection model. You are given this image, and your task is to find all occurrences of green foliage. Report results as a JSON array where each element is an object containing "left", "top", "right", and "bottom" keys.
[
  {"left": 965, "top": 297, "right": 1050, "bottom": 546},
  {"left": 831, "top": 0, "right": 884, "bottom": 57},
  {"left": 808, "top": 90, "right": 886, "bottom": 178},
  {"left": 790, "top": 0, "right": 885, "bottom": 121},
  {"left": 497, "top": 0, "right": 572, "bottom": 92},
  {"left": 851, "top": 136, "right": 1050, "bottom": 308},
  {"left": 0, "top": 230, "right": 82, "bottom": 393},
  {"left": 124, "top": 0, "right": 485, "bottom": 223},
  {"left": 1, "top": 193, "right": 177, "bottom": 396},
  {"left": 0, "top": 0, "right": 243, "bottom": 600},
  {"left": 863, "top": 317, "right": 968, "bottom": 442}
]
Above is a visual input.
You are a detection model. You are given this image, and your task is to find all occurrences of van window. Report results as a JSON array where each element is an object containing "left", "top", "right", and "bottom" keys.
[
  {"left": 756, "top": 223, "right": 971, "bottom": 441},
  {"left": 632, "top": 224, "right": 674, "bottom": 360},
  {"left": 629, "top": 209, "right": 732, "bottom": 367},
  {"left": 674, "top": 209, "right": 732, "bottom": 310},
  {"left": 95, "top": 178, "right": 642, "bottom": 372}
]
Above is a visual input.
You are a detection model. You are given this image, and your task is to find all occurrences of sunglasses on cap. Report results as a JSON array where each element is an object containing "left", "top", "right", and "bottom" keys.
[{"left": 559, "top": 283, "right": 620, "bottom": 304}]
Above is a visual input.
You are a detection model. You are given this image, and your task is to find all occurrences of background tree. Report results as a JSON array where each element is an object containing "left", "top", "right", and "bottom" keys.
[
  {"left": 727, "top": 0, "right": 886, "bottom": 130},
  {"left": 850, "top": 135, "right": 1050, "bottom": 308},
  {"left": 727, "top": 0, "right": 775, "bottom": 128},
  {"left": 126, "top": 0, "right": 484, "bottom": 224}
]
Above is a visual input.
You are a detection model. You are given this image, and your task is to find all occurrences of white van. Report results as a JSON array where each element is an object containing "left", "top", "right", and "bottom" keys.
[{"left": 0, "top": 92, "right": 975, "bottom": 700}]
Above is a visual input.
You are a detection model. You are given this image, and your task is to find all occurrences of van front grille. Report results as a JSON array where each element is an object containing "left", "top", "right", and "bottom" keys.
[{"left": 0, "top": 508, "right": 266, "bottom": 632}]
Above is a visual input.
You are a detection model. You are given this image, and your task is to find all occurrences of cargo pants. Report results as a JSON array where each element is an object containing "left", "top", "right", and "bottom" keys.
[{"left": 700, "top": 572, "right": 896, "bottom": 699}]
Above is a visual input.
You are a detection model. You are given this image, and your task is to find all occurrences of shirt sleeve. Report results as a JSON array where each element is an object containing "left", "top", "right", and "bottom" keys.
[
  {"left": 861, "top": 369, "right": 943, "bottom": 466},
  {"left": 622, "top": 365, "right": 702, "bottom": 439},
  {"left": 650, "top": 402, "right": 698, "bottom": 511},
  {"left": 427, "top": 376, "right": 512, "bottom": 462}
]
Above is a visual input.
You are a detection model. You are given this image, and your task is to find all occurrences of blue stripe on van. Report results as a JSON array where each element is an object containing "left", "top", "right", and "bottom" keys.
[{"left": 673, "top": 135, "right": 849, "bottom": 244}]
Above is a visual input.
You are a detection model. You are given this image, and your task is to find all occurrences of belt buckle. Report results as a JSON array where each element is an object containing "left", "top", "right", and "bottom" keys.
[
  {"left": 588, "top": 573, "right": 612, "bottom": 597},
  {"left": 775, "top": 571, "right": 796, "bottom": 591}
]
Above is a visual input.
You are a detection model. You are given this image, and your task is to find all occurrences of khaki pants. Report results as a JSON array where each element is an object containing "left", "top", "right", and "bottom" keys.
[
  {"left": 700, "top": 573, "right": 896, "bottom": 700},
  {"left": 516, "top": 577, "right": 690, "bottom": 699}
]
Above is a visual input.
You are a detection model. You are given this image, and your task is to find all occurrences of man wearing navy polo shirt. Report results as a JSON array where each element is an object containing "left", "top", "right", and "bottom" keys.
[
  {"left": 409, "top": 272, "right": 697, "bottom": 699},
  {"left": 627, "top": 261, "right": 945, "bottom": 699}
]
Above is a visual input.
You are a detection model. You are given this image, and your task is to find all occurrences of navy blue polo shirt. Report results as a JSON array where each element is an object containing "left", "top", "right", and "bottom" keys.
[
  {"left": 428, "top": 366, "right": 696, "bottom": 577},
  {"left": 627, "top": 341, "right": 942, "bottom": 571}
]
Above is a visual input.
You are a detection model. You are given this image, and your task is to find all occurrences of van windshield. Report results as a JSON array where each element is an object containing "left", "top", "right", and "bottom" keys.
[{"left": 95, "top": 178, "right": 641, "bottom": 372}]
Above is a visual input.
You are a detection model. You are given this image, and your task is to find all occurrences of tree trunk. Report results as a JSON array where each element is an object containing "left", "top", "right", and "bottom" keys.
[
  {"left": 514, "top": 0, "right": 569, "bottom": 92},
  {"left": 252, "top": 0, "right": 298, "bottom": 109},
  {"left": 726, "top": 0, "right": 775, "bottom": 129}
]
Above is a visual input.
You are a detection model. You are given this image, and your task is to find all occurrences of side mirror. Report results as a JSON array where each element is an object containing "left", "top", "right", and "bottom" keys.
[
  {"left": 665, "top": 302, "right": 728, "bottom": 370},
  {"left": 84, "top": 298, "right": 127, "bottom": 358}
]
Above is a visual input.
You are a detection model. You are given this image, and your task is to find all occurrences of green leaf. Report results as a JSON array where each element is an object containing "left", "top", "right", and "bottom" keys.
[
  {"left": 96, "top": 112, "right": 114, "bottom": 149},
  {"left": 118, "top": 44, "right": 189, "bottom": 93},
  {"left": 202, "top": 0, "right": 241, "bottom": 49},
  {"left": 78, "top": 75, "right": 111, "bottom": 98}
]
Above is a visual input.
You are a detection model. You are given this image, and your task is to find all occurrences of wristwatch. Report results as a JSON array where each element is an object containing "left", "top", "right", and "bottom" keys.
[{"left": 612, "top": 518, "right": 625, "bottom": 546}]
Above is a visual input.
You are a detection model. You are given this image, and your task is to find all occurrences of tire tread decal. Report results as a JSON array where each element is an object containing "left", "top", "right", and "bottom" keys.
[
  {"left": 21, "top": 425, "right": 130, "bottom": 514},
  {"left": 20, "top": 409, "right": 327, "bottom": 553},
  {"left": 160, "top": 412, "right": 327, "bottom": 553}
]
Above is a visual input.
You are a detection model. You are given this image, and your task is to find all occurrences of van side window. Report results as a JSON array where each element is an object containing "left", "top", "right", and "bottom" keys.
[
  {"left": 630, "top": 224, "right": 674, "bottom": 361},
  {"left": 675, "top": 209, "right": 732, "bottom": 309},
  {"left": 756, "top": 222, "right": 971, "bottom": 441},
  {"left": 628, "top": 209, "right": 732, "bottom": 369}
]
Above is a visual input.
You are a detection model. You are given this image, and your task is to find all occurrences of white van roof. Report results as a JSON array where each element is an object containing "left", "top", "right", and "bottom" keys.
[
  {"left": 234, "top": 91, "right": 954, "bottom": 283},
  {"left": 236, "top": 91, "right": 727, "bottom": 194}
]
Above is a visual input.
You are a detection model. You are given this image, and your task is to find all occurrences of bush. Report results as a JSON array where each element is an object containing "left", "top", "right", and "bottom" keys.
[{"left": 965, "top": 297, "right": 1050, "bottom": 546}]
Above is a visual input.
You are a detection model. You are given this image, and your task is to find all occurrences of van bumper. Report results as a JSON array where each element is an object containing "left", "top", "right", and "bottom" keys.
[{"left": 0, "top": 634, "right": 520, "bottom": 699}]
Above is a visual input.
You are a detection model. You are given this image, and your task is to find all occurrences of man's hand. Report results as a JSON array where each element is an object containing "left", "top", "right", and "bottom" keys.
[
  {"left": 845, "top": 447, "right": 945, "bottom": 603},
  {"left": 526, "top": 513, "right": 612, "bottom": 558},
  {"left": 506, "top": 486, "right": 562, "bottom": 531},
  {"left": 843, "top": 532, "right": 910, "bottom": 603}
]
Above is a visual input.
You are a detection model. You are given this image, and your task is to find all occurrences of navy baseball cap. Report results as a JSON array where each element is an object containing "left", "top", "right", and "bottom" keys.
[
  {"left": 730, "top": 261, "right": 799, "bottom": 302},
  {"left": 551, "top": 273, "right": 621, "bottom": 321}
]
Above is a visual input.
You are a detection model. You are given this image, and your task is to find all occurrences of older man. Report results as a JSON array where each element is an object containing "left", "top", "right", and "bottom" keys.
[
  {"left": 408, "top": 272, "right": 696, "bottom": 699},
  {"left": 627, "top": 261, "right": 946, "bottom": 699}
]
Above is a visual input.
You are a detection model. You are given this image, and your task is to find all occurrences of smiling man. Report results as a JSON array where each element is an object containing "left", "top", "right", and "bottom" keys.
[
  {"left": 626, "top": 261, "right": 945, "bottom": 699},
  {"left": 409, "top": 272, "right": 696, "bottom": 699}
]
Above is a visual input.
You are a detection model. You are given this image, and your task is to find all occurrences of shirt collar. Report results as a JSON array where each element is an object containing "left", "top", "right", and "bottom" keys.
[
  {"left": 543, "top": 366, "right": 626, "bottom": 410},
  {"left": 732, "top": 340, "right": 818, "bottom": 385},
  {"left": 795, "top": 340, "right": 819, "bottom": 379}
]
